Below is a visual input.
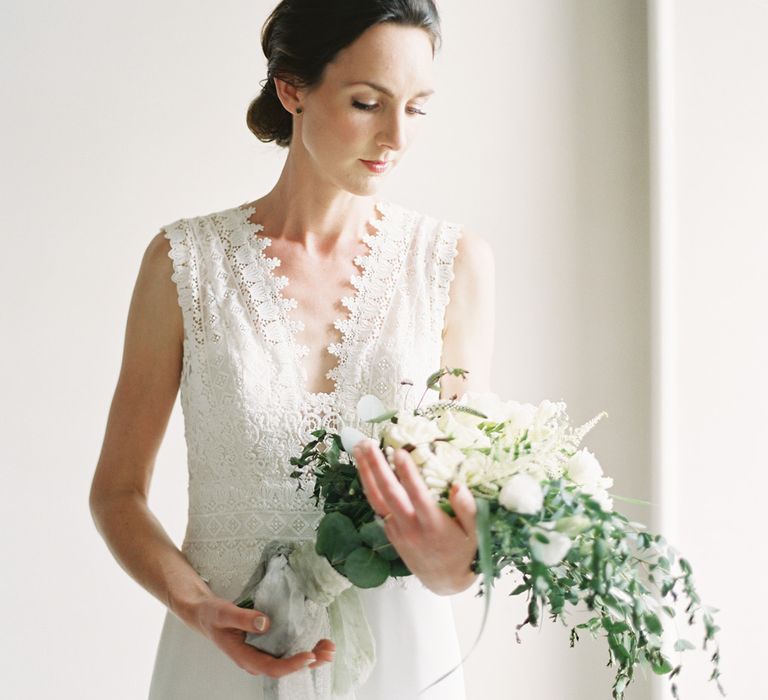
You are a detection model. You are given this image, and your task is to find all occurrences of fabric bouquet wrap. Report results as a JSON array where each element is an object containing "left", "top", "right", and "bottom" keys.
[{"left": 236, "top": 367, "right": 725, "bottom": 700}]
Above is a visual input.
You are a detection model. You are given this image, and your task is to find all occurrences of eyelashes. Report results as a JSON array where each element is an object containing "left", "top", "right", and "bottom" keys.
[{"left": 352, "top": 100, "right": 427, "bottom": 116}]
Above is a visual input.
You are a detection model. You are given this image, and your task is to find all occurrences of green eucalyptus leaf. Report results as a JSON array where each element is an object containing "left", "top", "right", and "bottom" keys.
[
  {"left": 651, "top": 655, "right": 674, "bottom": 675},
  {"left": 343, "top": 546, "right": 390, "bottom": 588},
  {"left": 360, "top": 520, "right": 400, "bottom": 560},
  {"left": 315, "top": 512, "right": 361, "bottom": 564}
]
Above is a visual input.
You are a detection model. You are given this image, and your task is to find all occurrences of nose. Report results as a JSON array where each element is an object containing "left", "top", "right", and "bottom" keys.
[{"left": 377, "top": 109, "right": 408, "bottom": 153}]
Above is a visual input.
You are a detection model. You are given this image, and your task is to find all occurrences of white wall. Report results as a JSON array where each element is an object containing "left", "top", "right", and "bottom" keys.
[
  {"left": 1, "top": 2, "right": 652, "bottom": 698},
  {"left": 649, "top": 1, "right": 768, "bottom": 697}
]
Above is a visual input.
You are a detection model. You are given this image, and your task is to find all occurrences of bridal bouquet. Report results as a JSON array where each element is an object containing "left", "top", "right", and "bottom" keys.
[{"left": 279, "top": 367, "right": 725, "bottom": 700}]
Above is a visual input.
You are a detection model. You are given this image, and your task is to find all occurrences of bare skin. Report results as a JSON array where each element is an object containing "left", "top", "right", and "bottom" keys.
[{"left": 90, "top": 20, "right": 495, "bottom": 680}]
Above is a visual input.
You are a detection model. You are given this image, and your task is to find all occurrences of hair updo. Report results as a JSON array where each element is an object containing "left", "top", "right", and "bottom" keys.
[{"left": 246, "top": 0, "right": 441, "bottom": 147}]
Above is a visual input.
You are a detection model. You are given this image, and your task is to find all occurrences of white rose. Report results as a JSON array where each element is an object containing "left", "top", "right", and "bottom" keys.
[
  {"left": 503, "top": 402, "right": 538, "bottom": 440},
  {"left": 498, "top": 473, "right": 544, "bottom": 515},
  {"left": 565, "top": 448, "right": 604, "bottom": 488},
  {"left": 530, "top": 529, "right": 572, "bottom": 566},
  {"left": 458, "top": 392, "right": 530, "bottom": 425},
  {"left": 383, "top": 414, "right": 443, "bottom": 449},
  {"left": 437, "top": 410, "right": 491, "bottom": 449}
]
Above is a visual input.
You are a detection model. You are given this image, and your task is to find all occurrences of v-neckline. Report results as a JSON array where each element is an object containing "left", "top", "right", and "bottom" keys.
[{"left": 237, "top": 200, "right": 391, "bottom": 401}]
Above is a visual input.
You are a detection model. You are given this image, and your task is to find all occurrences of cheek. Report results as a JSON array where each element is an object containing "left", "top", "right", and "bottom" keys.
[{"left": 305, "top": 109, "right": 370, "bottom": 156}]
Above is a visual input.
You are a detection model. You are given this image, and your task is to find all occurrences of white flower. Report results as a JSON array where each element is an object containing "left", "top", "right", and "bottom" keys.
[
  {"left": 457, "top": 392, "right": 531, "bottom": 425},
  {"left": 409, "top": 444, "right": 433, "bottom": 466},
  {"left": 565, "top": 448, "right": 614, "bottom": 510},
  {"left": 436, "top": 410, "right": 490, "bottom": 449},
  {"left": 356, "top": 394, "right": 387, "bottom": 422},
  {"left": 565, "top": 448, "right": 604, "bottom": 488},
  {"left": 527, "top": 400, "right": 563, "bottom": 443},
  {"left": 340, "top": 426, "right": 367, "bottom": 453},
  {"left": 582, "top": 485, "right": 614, "bottom": 512},
  {"left": 530, "top": 529, "right": 572, "bottom": 566},
  {"left": 383, "top": 414, "right": 444, "bottom": 449},
  {"left": 498, "top": 473, "right": 544, "bottom": 515},
  {"left": 434, "top": 441, "right": 465, "bottom": 471},
  {"left": 419, "top": 442, "right": 466, "bottom": 496}
]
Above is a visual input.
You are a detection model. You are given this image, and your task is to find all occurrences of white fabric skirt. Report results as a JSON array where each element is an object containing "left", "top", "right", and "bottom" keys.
[{"left": 148, "top": 581, "right": 465, "bottom": 700}]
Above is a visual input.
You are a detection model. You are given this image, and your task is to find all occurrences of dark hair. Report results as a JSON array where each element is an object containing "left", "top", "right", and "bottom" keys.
[{"left": 246, "top": 0, "right": 441, "bottom": 147}]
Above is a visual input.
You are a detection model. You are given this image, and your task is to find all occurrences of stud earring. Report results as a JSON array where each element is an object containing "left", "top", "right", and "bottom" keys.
[{"left": 296, "top": 107, "right": 303, "bottom": 115}]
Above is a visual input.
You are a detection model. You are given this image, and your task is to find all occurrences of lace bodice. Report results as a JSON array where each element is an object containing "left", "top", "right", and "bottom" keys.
[{"left": 163, "top": 200, "right": 461, "bottom": 599}]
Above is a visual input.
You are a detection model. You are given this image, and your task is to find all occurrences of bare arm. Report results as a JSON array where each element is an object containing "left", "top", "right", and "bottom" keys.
[
  {"left": 89, "top": 231, "right": 202, "bottom": 619},
  {"left": 439, "top": 228, "right": 496, "bottom": 400},
  {"left": 89, "top": 232, "right": 333, "bottom": 676}
]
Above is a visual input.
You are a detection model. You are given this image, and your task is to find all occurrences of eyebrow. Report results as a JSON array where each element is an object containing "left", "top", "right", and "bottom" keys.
[{"left": 343, "top": 80, "right": 435, "bottom": 98}]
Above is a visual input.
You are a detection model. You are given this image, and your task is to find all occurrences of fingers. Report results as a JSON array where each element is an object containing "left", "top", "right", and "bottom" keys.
[
  {"left": 215, "top": 600, "right": 270, "bottom": 634},
  {"left": 354, "top": 441, "right": 389, "bottom": 515},
  {"left": 449, "top": 482, "right": 478, "bottom": 539},
  {"left": 218, "top": 629, "right": 316, "bottom": 678},
  {"left": 308, "top": 638, "right": 336, "bottom": 668},
  {"left": 391, "top": 449, "right": 440, "bottom": 529},
  {"left": 355, "top": 440, "right": 415, "bottom": 523}
]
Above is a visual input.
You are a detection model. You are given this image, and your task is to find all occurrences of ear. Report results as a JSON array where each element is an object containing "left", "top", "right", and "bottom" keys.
[{"left": 273, "top": 76, "right": 304, "bottom": 115}]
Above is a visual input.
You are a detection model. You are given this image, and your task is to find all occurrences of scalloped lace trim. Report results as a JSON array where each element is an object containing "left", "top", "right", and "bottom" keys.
[
  {"left": 231, "top": 200, "right": 410, "bottom": 403},
  {"left": 432, "top": 220, "right": 463, "bottom": 339}
]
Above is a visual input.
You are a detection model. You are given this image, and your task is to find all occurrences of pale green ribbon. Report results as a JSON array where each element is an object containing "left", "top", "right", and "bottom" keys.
[{"left": 235, "top": 540, "right": 376, "bottom": 699}]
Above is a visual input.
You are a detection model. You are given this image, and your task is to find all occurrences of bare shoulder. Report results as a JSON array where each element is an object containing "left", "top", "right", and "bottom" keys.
[
  {"left": 134, "top": 229, "right": 183, "bottom": 339},
  {"left": 439, "top": 226, "right": 496, "bottom": 396},
  {"left": 446, "top": 227, "right": 496, "bottom": 313},
  {"left": 453, "top": 228, "right": 495, "bottom": 278}
]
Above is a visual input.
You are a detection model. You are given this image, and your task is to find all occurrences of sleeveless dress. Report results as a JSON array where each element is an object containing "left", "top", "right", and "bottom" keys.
[{"left": 148, "top": 200, "right": 466, "bottom": 699}]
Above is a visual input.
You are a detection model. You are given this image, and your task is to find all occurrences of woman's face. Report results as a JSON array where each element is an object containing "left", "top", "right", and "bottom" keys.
[{"left": 294, "top": 22, "right": 435, "bottom": 197}]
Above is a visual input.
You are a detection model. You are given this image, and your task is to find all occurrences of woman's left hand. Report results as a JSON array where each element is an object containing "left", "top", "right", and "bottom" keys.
[{"left": 352, "top": 439, "right": 478, "bottom": 596}]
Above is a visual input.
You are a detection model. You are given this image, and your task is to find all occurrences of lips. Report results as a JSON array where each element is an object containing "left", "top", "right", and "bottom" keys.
[{"left": 360, "top": 159, "right": 392, "bottom": 174}]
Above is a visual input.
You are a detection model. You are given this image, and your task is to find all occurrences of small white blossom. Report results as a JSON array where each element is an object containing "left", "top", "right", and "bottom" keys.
[
  {"left": 498, "top": 473, "right": 544, "bottom": 515},
  {"left": 530, "top": 529, "right": 572, "bottom": 566}
]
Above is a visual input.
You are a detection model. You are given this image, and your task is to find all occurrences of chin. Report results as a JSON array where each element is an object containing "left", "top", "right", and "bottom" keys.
[{"left": 342, "top": 175, "right": 385, "bottom": 198}]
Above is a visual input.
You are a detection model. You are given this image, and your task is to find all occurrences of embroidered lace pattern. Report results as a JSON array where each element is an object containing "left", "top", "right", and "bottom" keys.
[{"left": 163, "top": 200, "right": 462, "bottom": 600}]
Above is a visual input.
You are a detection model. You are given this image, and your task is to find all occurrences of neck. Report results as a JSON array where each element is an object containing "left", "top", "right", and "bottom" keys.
[{"left": 248, "top": 146, "right": 378, "bottom": 254}]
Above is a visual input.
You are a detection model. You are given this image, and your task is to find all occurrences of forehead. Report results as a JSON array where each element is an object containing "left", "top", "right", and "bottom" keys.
[{"left": 323, "top": 22, "right": 434, "bottom": 94}]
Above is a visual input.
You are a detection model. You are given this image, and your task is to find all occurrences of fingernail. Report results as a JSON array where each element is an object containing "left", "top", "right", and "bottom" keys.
[{"left": 254, "top": 615, "right": 268, "bottom": 632}]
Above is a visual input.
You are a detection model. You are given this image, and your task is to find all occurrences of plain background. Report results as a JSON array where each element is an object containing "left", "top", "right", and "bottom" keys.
[{"left": 1, "top": 0, "right": 765, "bottom": 698}]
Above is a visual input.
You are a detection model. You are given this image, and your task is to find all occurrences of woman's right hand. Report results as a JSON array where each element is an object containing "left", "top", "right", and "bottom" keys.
[{"left": 190, "top": 596, "right": 336, "bottom": 678}]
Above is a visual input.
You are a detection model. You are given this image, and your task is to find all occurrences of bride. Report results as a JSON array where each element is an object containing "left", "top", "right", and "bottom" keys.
[{"left": 90, "top": 0, "right": 495, "bottom": 697}]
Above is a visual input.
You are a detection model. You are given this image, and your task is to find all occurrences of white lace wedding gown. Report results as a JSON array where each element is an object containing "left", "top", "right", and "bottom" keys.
[{"left": 148, "top": 200, "right": 466, "bottom": 699}]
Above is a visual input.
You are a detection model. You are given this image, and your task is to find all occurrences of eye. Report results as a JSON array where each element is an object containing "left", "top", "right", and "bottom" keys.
[
  {"left": 407, "top": 106, "right": 428, "bottom": 116},
  {"left": 352, "top": 100, "right": 378, "bottom": 111}
]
